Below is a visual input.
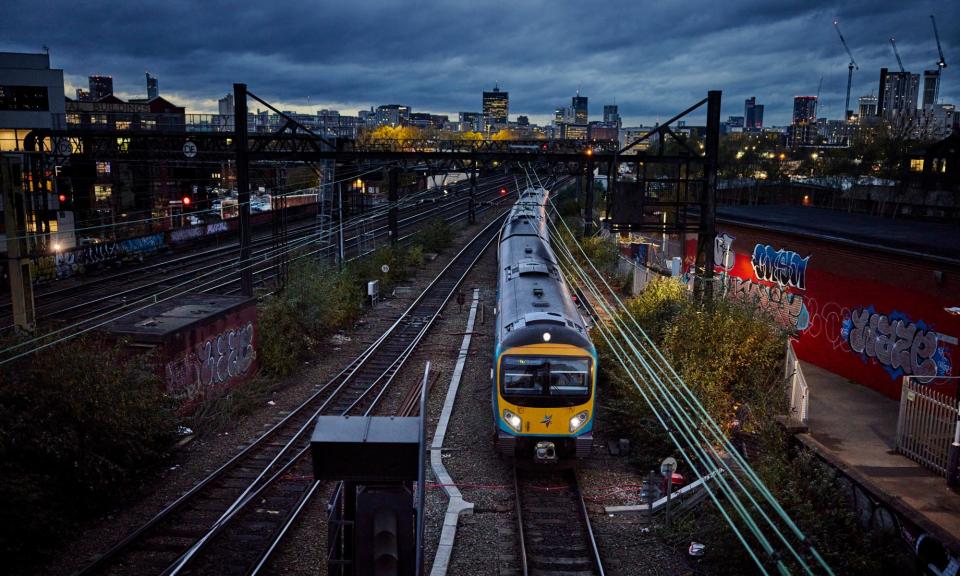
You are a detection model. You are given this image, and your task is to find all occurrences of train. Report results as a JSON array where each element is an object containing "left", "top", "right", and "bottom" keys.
[{"left": 492, "top": 186, "right": 596, "bottom": 463}]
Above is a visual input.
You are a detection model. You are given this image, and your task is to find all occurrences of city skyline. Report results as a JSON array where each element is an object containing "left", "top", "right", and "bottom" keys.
[{"left": 0, "top": 0, "right": 957, "bottom": 126}]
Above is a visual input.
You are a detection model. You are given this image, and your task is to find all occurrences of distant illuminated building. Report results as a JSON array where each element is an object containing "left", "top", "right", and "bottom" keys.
[
  {"left": 602, "top": 104, "right": 621, "bottom": 128},
  {"left": 877, "top": 68, "right": 919, "bottom": 121},
  {"left": 88, "top": 75, "right": 113, "bottom": 100},
  {"left": 791, "top": 96, "right": 818, "bottom": 147},
  {"left": 459, "top": 111, "right": 482, "bottom": 132},
  {"left": 572, "top": 93, "right": 588, "bottom": 124},
  {"left": 923, "top": 69, "right": 940, "bottom": 109},
  {"left": 563, "top": 123, "right": 588, "bottom": 140},
  {"left": 482, "top": 84, "right": 509, "bottom": 130},
  {"left": 858, "top": 95, "right": 878, "bottom": 119},
  {"left": 375, "top": 104, "right": 411, "bottom": 127},
  {"left": 792, "top": 96, "right": 817, "bottom": 125},
  {"left": 745, "top": 96, "right": 764, "bottom": 129}
]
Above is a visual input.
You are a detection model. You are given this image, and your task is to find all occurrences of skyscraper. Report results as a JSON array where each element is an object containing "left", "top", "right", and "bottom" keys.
[
  {"left": 572, "top": 93, "right": 588, "bottom": 124},
  {"left": 858, "top": 95, "right": 878, "bottom": 118},
  {"left": 877, "top": 68, "right": 919, "bottom": 120},
  {"left": 744, "top": 97, "right": 764, "bottom": 129},
  {"left": 922, "top": 70, "right": 940, "bottom": 109},
  {"left": 218, "top": 93, "right": 234, "bottom": 116},
  {"left": 602, "top": 104, "right": 621, "bottom": 127},
  {"left": 792, "top": 96, "right": 817, "bottom": 125},
  {"left": 88, "top": 75, "right": 113, "bottom": 100},
  {"left": 146, "top": 72, "right": 158, "bottom": 99},
  {"left": 482, "top": 84, "right": 509, "bottom": 129},
  {"left": 791, "top": 96, "right": 818, "bottom": 146}
]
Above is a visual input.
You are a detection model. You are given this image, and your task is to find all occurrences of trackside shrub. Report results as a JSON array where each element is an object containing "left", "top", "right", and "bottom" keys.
[
  {"left": 0, "top": 336, "right": 177, "bottom": 564},
  {"left": 595, "top": 276, "right": 916, "bottom": 574}
]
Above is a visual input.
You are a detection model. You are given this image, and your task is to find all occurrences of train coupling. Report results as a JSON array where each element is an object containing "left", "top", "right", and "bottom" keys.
[{"left": 534, "top": 441, "right": 558, "bottom": 463}]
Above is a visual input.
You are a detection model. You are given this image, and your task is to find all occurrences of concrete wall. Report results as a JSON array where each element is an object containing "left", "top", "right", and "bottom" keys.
[{"left": 686, "top": 227, "right": 959, "bottom": 399}]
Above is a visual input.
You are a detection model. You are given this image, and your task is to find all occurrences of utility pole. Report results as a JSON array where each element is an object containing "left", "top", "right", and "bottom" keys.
[
  {"left": 337, "top": 181, "right": 345, "bottom": 268},
  {"left": 388, "top": 167, "right": 399, "bottom": 245},
  {"left": 233, "top": 83, "right": 253, "bottom": 297},
  {"left": 696, "top": 90, "right": 721, "bottom": 300},
  {"left": 469, "top": 163, "right": 477, "bottom": 224},
  {"left": 583, "top": 155, "right": 594, "bottom": 236},
  {"left": 2, "top": 156, "right": 36, "bottom": 332}
]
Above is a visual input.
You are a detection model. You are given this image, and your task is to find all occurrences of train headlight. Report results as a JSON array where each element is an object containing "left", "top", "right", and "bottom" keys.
[
  {"left": 569, "top": 410, "right": 589, "bottom": 433},
  {"left": 503, "top": 408, "right": 522, "bottom": 432}
]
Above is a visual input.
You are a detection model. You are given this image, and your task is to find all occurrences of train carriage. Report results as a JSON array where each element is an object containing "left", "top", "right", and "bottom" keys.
[{"left": 492, "top": 186, "right": 596, "bottom": 463}]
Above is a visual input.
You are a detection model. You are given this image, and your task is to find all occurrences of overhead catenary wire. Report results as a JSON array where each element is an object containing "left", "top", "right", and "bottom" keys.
[
  {"left": 530, "top": 166, "right": 833, "bottom": 575},
  {"left": 6, "top": 163, "right": 395, "bottom": 244},
  {"left": 0, "top": 173, "right": 517, "bottom": 365}
]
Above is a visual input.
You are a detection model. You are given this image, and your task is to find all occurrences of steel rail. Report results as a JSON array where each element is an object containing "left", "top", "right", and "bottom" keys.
[
  {"left": 75, "top": 204, "right": 509, "bottom": 576},
  {"left": 164, "top": 207, "right": 510, "bottom": 576}
]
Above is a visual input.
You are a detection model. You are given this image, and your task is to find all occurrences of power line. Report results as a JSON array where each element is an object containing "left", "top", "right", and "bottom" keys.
[
  {"left": 531, "top": 166, "right": 833, "bottom": 575},
  {"left": 0, "top": 173, "right": 516, "bottom": 364}
]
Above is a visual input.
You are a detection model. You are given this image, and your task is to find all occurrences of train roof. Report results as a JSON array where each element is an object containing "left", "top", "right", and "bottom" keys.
[{"left": 497, "top": 187, "right": 592, "bottom": 352}]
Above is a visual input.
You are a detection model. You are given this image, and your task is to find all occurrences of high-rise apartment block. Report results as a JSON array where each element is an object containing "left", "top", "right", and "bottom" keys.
[
  {"left": 482, "top": 84, "right": 508, "bottom": 129},
  {"left": 877, "top": 68, "right": 919, "bottom": 120},
  {"left": 745, "top": 96, "right": 764, "bottom": 129},
  {"left": 88, "top": 75, "right": 113, "bottom": 100}
]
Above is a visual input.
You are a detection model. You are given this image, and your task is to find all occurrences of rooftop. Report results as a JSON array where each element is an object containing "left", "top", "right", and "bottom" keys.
[
  {"left": 716, "top": 204, "right": 960, "bottom": 265},
  {"left": 103, "top": 294, "right": 252, "bottom": 343}
]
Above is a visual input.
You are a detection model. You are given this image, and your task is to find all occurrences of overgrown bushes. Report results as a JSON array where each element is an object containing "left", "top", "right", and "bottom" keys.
[
  {"left": 412, "top": 217, "right": 454, "bottom": 254},
  {"left": 257, "top": 243, "right": 424, "bottom": 376},
  {"left": 0, "top": 337, "right": 177, "bottom": 563},
  {"left": 599, "top": 275, "right": 787, "bottom": 467},
  {"left": 598, "top": 276, "right": 915, "bottom": 574}
]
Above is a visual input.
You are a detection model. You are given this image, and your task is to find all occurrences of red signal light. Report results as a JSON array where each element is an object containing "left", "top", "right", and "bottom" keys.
[
  {"left": 182, "top": 196, "right": 192, "bottom": 206},
  {"left": 58, "top": 193, "right": 67, "bottom": 202},
  {"left": 499, "top": 188, "right": 507, "bottom": 196}
]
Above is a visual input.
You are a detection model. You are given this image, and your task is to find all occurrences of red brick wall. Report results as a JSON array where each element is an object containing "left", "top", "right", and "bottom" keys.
[
  {"left": 685, "top": 226, "right": 959, "bottom": 399},
  {"left": 160, "top": 301, "right": 259, "bottom": 410}
]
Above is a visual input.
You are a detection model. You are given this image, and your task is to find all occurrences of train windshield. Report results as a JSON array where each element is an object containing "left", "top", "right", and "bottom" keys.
[{"left": 501, "top": 356, "right": 591, "bottom": 400}]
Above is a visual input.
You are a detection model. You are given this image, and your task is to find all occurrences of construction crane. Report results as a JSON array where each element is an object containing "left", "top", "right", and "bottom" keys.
[
  {"left": 890, "top": 37, "right": 906, "bottom": 73},
  {"left": 930, "top": 14, "right": 947, "bottom": 104},
  {"left": 931, "top": 14, "right": 947, "bottom": 69},
  {"left": 833, "top": 19, "right": 859, "bottom": 120}
]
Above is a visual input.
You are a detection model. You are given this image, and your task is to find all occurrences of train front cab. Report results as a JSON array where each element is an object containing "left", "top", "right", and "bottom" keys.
[{"left": 494, "top": 342, "right": 595, "bottom": 463}]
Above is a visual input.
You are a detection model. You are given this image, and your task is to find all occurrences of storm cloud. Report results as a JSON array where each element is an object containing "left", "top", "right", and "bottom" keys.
[{"left": 1, "top": 0, "right": 956, "bottom": 126}]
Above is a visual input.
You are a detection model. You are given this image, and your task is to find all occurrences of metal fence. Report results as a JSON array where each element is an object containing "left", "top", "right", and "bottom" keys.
[
  {"left": 784, "top": 340, "right": 809, "bottom": 424},
  {"left": 896, "top": 377, "right": 959, "bottom": 476}
]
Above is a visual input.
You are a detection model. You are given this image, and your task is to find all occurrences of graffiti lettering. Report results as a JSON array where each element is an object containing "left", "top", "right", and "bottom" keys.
[
  {"left": 120, "top": 232, "right": 165, "bottom": 256},
  {"left": 206, "top": 221, "right": 228, "bottom": 235},
  {"left": 54, "top": 241, "right": 121, "bottom": 278},
  {"left": 843, "top": 307, "right": 952, "bottom": 383},
  {"left": 751, "top": 244, "right": 810, "bottom": 290},
  {"left": 170, "top": 226, "right": 204, "bottom": 243},
  {"left": 714, "top": 233, "right": 735, "bottom": 271},
  {"left": 722, "top": 274, "right": 810, "bottom": 332},
  {"left": 164, "top": 322, "right": 257, "bottom": 401}
]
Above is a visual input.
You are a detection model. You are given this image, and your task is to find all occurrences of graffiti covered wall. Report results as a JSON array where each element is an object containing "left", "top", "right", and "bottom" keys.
[
  {"left": 161, "top": 301, "right": 259, "bottom": 407},
  {"left": 688, "top": 231, "right": 958, "bottom": 398}
]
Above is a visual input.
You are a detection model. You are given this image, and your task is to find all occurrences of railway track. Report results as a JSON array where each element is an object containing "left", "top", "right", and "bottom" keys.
[
  {"left": 514, "top": 467, "right": 605, "bottom": 576},
  {"left": 76, "top": 206, "right": 510, "bottom": 576},
  {"left": 0, "top": 174, "right": 514, "bottom": 333}
]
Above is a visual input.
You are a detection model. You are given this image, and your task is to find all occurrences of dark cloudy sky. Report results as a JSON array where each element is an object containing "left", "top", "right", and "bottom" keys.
[{"left": 2, "top": 0, "right": 957, "bottom": 126}]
